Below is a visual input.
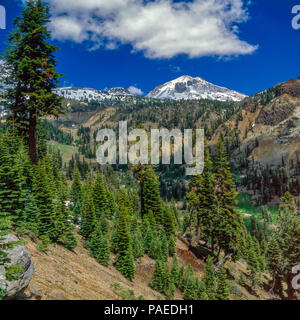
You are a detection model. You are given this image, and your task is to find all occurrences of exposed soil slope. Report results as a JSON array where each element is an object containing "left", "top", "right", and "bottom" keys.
[{"left": 20, "top": 235, "right": 273, "bottom": 301}]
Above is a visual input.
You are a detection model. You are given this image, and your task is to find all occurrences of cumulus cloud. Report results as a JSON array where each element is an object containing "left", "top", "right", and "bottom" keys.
[
  {"left": 45, "top": 0, "right": 257, "bottom": 59},
  {"left": 128, "top": 86, "right": 144, "bottom": 96}
]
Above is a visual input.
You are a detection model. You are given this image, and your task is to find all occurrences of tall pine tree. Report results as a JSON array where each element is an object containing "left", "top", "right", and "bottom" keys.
[{"left": 3, "top": 0, "right": 63, "bottom": 164}]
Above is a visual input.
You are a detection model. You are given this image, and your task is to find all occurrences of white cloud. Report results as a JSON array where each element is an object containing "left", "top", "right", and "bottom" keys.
[
  {"left": 45, "top": 0, "right": 258, "bottom": 59},
  {"left": 128, "top": 86, "right": 144, "bottom": 96}
]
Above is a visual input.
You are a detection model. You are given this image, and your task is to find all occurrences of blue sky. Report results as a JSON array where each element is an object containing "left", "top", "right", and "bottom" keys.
[{"left": 1, "top": 0, "right": 300, "bottom": 96}]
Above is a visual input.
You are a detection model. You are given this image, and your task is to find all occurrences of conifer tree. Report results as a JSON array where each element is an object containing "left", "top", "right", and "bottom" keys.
[
  {"left": 267, "top": 237, "right": 283, "bottom": 296},
  {"left": 163, "top": 265, "right": 176, "bottom": 299},
  {"left": 116, "top": 189, "right": 134, "bottom": 216},
  {"left": 253, "top": 237, "right": 266, "bottom": 272},
  {"left": 132, "top": 231, "right": 144, "bottom": 260},
  {"left": 110, "top": 218, "right": 119, "bottom": 254},
  {"left": 183, "top": 277, "right": 198, "bottom": 300},
  {"left": 96, "top": 236, "right": 110, "bottom": 266},
  {"left": 93, "top": 173, "right": 109, "bottom": 218},
  {"left": 0, "top": 131, "right": 27, "bottom": 226},
  {"left": 247, "top": 243, "right": 260, "bottom": 286},
  {"left": 203, "top": 257, "right": 217, "bottom": 300},
  {"left": 61, "top": 229, "right": 77, "bottom": 250},
  {"left": 181, "top": 264, "right": 195, "bottom": 291},
  {"left": 163, "top": 206, "right": 176, "bottom": 237},
  {"left": 168, "top": 235, "right": 176, "bottom": 257},
  {"left": 273, "top": 193, "right": 300, "bottom": 299},
  {"left": 100, "top": 217, "right": 110, "bottom": 237},
  {"left": 70, "top": 166, "right": 83, "bottom": 223},
  {"left": 80, "top": 189, "right": 96, "bottom": 239},
  {"left": 23, "top": 193, "right": 40, "bottom": 235},
  {"left": 141, "top": 218, "right": 156, "bottom": 255},
  {"left": 151, "top": 260, "right": 165, "bottom": 293},
  {"left": 0, "top": 191, "right": 12, "bottom": 266},
  {"left": 106, "top": 189, "right": 116, "bottom": 216},
  {"left": 171, "top": 256, "right": 179, "bottom": 286},
  {"left": 137, "top": 166, "right": 163, "bottom": 224},
  {"left": 115, "top": 208, "right": 136, "bottom": 280},
  {"left": 214, "top": 135, "right": 237, "bottom": 213},
  {"left": 0, "top": 223, "right": 11, "bottom": 266},
  {"left": 239, "top": 272, "right": 246, "bottom": 287},
  {"left": 214, "top": 136, "right": 243, "bottom": 257},
  {"left": 178, "top": 265, "right": 185, "bottom": 292},
  {"left": 187, "top": 144, "right": 218, "bottom": 246},
  {"left": 279, "top": 191, "right": 297, "bottom": 215},
  {"left": 3, "top": 0, "right": 63, "bottom": 164},
  {"left": 130, "top": 214, "right": 139, "bottom": 233},
  {"left": 118, "top": 247, "right": 136, "bottom": 281},
  {"left": 88, "top": 226, "right": 110, "bottom": 266},
  {"left": 197, "top": 279, "right": 209, "bottom": 300},
  {"left": 33, "top": 160, "right": 56, "bottom": 239},
  {"left": 144, "top": 210, "right": 156, "bottom": 229},
  {"left": 216, "top": 265, "right": 230, "bottom": 300},
  {"left": 159, "top": 231, "right": 169, "bottom": 262},
  {"left": 53, "top": 173, "right": 71, "bottom": 240},
  {"left": 0, "top": 134, "right": 22, "bottom": 253}
]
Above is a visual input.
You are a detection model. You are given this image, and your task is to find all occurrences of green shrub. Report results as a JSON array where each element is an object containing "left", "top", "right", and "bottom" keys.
[
  {"left": 62, "top": 231, "right": 77, "bottom": 250},
  {"left": 5, "top": 265, "right": 24, "bottom": 282},
  {"left": 238, "top": 272, "right": 246, "bottom": 286},
  {"left": 110, "top": 283, "right": 144, "bottom": 300},
  {"left": 0, "top": 289, "right": 6, "bottom": 300},
  {"left": 37, "top": 235, "right": 51, "bottom": 253}
]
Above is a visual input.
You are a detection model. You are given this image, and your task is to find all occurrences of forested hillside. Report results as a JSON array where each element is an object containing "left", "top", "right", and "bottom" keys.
[{"left": 0, "top": 0, "right": 299, "bottom": 302}]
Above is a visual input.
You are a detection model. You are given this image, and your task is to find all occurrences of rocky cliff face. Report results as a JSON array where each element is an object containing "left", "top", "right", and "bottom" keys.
[{"left": 211, "top": 79, "right": 300, "bottom": 168}]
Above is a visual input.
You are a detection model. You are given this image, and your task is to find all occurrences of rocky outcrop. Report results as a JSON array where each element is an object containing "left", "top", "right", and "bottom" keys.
[
  {"left": 256, "top": 96, "right": 296, "bottom": 126},
  {"left": 1, "top": 234, "right": 34, "bottom": 299},
  {"left": 277, "top": 79, "right": 300, "bottom": 98},
  {"left": 0, "top": 265, "right": 6, "bottom": 292}
]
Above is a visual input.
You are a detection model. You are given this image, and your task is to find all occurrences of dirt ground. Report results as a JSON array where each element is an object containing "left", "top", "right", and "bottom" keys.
[{"left": 23, "top": 235, "right": 161, "bottom": 300}]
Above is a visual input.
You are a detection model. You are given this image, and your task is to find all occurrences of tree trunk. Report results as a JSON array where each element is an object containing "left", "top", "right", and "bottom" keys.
[
  {"left": 270, "top": 271, "right": 284, "bottom": 299},
  {"left": 286, "top": 274, "right": 297, "bottom": 300},
  {"left": 195, "top": 215, "right": 201, "bottom": 243},
  {"left": 29, "top": 110, "right": 37, "bottom": 164},
  {"left": 183, "top": 210, "right": 193, "bottom": 237},
  {"left": 217, "top": 247, "right": 222, "bottom": 260},
  {"left": 211, "top": 236, "right": 215, "bottom": 256}
]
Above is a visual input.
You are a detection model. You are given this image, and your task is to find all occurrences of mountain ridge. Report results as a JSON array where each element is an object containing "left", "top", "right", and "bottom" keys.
[
  {"left": 53, "top": 75, "right": 247, "bottom": 104},
  {"left": 53, "top": 86, "right": 134, "bottom": 103}
]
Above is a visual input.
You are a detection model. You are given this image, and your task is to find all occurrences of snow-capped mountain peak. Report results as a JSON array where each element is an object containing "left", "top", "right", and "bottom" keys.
[{"left": 146, "top": 75, "right": 247, "bottom": 102}]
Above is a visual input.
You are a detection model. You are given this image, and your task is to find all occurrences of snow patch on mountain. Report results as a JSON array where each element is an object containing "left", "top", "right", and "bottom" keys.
[
  {"left": 146, "top": 76, "right": 247, "bottom": 102},
  {"left": 53, "top": 87, "right": 134, "bottom": 102}
]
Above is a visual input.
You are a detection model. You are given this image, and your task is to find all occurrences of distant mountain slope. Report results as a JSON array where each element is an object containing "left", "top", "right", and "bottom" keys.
[
  {"left": 53, "top": 87, "right": 134, "bottom": 103},
  {"left": 147, "top": 75, "right": 247, "bottom": 102},
  {"left": 210, "top": 78, "right": 300, "bottom": 204},
  {"left": 211, "top": 79, "right": 300, "bottom": 166}
]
